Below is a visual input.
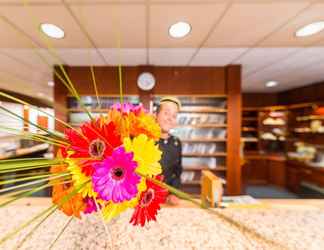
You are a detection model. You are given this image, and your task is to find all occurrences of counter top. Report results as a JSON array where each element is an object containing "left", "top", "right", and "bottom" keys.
[
  {"left": 287, "top": 159, "right": 324, "bottom": 173},
  {"left": 0, "top": 197, "right": 323, "bottom": 249}
]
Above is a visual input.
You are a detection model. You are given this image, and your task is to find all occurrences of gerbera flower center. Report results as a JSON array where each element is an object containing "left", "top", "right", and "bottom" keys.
[
  {"left": 89, "top": 139, "right": 106, "bottom": 158},
  {"left": 111, "top": 167, "right": 125, "bottom": 180},
  {"left": 141, "top": 188, "right": 155, "bottom": 207}
]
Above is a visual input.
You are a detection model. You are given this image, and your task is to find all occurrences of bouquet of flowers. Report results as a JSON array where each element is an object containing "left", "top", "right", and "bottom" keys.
[{"left": 51, "top": 103, "right": 168, "bottom": 226}]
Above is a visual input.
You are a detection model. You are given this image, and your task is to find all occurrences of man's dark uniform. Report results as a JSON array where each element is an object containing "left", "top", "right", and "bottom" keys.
[{"left": 158, "top": 135, "right": 182, "bottom": 188}]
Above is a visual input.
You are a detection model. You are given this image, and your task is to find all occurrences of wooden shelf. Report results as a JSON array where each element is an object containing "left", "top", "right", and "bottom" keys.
[
  {"left": 243, "top": 117, "right": 258, "bottom": 121},
  {"left": 68, "top": 108, "right": 108, "bottom": 112},
  {"left": 180, "top": 107, "right": 227, "bottom": 113},
  {"left": 182, "top": 180, "right": 200, "bottom": 185},
  {"left": 181, "top": 138, "right": 226, "bottom": 142},
  {"left": 261, "top": 123, "right": 286, "bottom": 126},
  {"left": 296, "top": 115, "right": 324, "bottom": 121},
  {"left": 242, "top": 137, "right": 259, "bottom": 142},
  {"left": 183, "top": 166, "right": 227, "bottom": 171},
  {"left": 182, "top": 152, "right": 227, "bottom": 157},
  {"left": 293, "top": 130, "right": 324, "bottom": 134},
  {"left": 178, "top": 124, "right": 227, "bottom": 128},
  {"left": 242, "top": 127, "right": 257, "bottom": 132},
  {"left": 288, "top": 102, "right": 317, "bottom": 110},
  {"left": 260, "top": 105, "right": 287, "bottom": 111},
  {"left": 243, "top": 107, "right": 259, "bottom": 111}
]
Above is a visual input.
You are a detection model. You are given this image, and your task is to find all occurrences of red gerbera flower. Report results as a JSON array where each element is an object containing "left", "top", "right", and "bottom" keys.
[
  {"left": 63, "top": 118, "right": 122, "bottom": 176},
  {"left": 130, "top": 177, "right": 168, "bottom": 227}
]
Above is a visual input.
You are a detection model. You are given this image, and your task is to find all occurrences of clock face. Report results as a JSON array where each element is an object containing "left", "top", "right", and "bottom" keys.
[{"left": 137, "top": 72, "right": 155, "bottom": 91}]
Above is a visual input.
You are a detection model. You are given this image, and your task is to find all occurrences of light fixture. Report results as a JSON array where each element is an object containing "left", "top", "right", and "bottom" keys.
[
  {"left": 169, "top": 21, "right": 191, "bottom": 38},
  {"left": 37, "top": 92, "right": 45, "bottom": 97},
  {"left": 295, "top": 21, "right": 324, "bottom": 37},
  {"left": 48, "top": 81, "right": 54, "bottom": 87},
  {"left": 266, "top": 81, "right": 278, "bottom": 88},
  {"left": 40, "top": 23, "right": 65, "bottom": 39}
]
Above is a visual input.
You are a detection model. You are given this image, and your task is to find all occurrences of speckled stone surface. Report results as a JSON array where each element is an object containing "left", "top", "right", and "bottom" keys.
[{"left": 0, "top": 205, "right": 323, "bottom": 250}]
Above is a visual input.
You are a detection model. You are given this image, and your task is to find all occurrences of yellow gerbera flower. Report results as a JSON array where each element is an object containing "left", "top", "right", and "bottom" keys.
[
  {"left": 101, "top": 179, "right": 146, "bottom": 222},
  {"left": 123, "top": 134, "right": 162, "bottom": 177},
  {"left": 66, "top": 159, "right": 98, "bottom": 198}
]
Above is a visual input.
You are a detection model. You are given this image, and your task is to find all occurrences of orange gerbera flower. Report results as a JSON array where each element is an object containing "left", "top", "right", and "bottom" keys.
[
  {"left": 52, "top": 183, "right": 85, "bottom": 218},
  {"left": 107, "top": 104, "right": 161, "bottom": 141},
  {"left": 129, "top": 112, "right": 161, "bottom": 141}
]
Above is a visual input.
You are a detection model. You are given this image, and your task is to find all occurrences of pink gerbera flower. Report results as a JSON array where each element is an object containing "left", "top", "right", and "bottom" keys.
[
  {"left": 83, "top": 197, "right": 99, "bottom": 214},
  {"left": 92, "top": 147, "right": 140, "bottom": 203},
  {"left": 111, "top": 103, "right": 146, "bottom": 115}
]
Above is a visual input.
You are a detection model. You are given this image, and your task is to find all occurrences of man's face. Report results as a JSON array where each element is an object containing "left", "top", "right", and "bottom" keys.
[{"left": 156, "top": 102, "right": 179, "bottom": 133}]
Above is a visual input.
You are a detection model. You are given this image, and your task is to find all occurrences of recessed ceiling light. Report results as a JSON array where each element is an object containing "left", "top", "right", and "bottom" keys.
[
  {"left": 296, "top": 21, "right": 324, "bottom": 37},
  {"left": 48, "top": 81, "right": 54, "bottom": 87},
  {"left": 266, "top": 81, "right": 279, "bottom": 88},
  {"left": 169, "top": 21, "right": 191, "bottom": 38},
  {"left": 40, "top": 23, "right": 65, "bottom": 39}
]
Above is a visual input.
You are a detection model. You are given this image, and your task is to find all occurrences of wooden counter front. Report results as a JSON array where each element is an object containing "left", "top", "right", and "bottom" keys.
[
  {"left": 286, "top": 160, "right": 324, "bottom": 193},
  {"left": 242, "top": 153, "right": 286, "bottom": 187}
]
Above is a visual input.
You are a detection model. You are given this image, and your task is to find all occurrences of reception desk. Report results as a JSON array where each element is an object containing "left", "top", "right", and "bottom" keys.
[{"left": 0, "top": 198, "right": 323, "bottom": 249}]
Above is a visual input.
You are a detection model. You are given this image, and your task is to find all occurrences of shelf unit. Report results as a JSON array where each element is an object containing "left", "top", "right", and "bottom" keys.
[
  {"left": 287, "top": 102, "right": 324, "bottom": 151},
  {"left": 153, "top": 96, "right": 227, "bottom": 193},
  {"left": 67, "top": 95, "right": 140, "bottom": 126},
  {"left": 241, "top": 107, "right": 259, "bottom": 153},
  {"left": 259, "top": 108, "right": 288, "bottom": 154},
  {"left": 242, "top": 106, "right": 289, "bottom": 154}
]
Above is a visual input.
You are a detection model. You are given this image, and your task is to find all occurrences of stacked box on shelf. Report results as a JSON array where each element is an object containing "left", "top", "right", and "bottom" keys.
[
  {"left": 154, "top": 96, "right": 227, "bottom": 194},
  {"left": 241, "top": 108, "right": 259, "bottom": 153},
  {"left": 67, "top": 95, "right": 140, "bottom": 127},
  {"left": 259, "top": 106, "right": 288, "bottom": 154},
  {"left": 287, "top": 103, "right": 324, "bottom": 156}
]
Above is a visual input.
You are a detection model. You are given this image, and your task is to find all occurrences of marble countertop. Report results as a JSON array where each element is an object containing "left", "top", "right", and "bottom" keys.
[{"left": 0, "top": 198, "right": 323, "bottom": 250}]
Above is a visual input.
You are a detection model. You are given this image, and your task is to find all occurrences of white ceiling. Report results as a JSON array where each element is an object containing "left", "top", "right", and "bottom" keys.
[{"left": 0, "top": 0, "right": 324, "bottom": 99}]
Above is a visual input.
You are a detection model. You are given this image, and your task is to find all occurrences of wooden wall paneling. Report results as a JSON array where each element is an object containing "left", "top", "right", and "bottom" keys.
[
  {"left": 278, "top": 81, "right": 324, "bottom": 105},
  {"left": 268, "top": 160, "right": 286, "bottom": 187},
  {"left": 226, "top": 65, "right": 242, "bottom": 195},
  {"left": 54, "top": 66, "right": 69, "bottom": 132},
  {"left": 37, "top": 115, "right": 49, "bottom": 130},
  {"left": 23, "top": 106, "right": 29, "bottom": 132},
  {"left": 243, "top": 93, "right": 278, "bottom": 107},
  {"left": 0, "top": 89, "right": 51, "bottom": 108},
  {"left": 62, "top": 66, "right": 226, "bottom": 96}
]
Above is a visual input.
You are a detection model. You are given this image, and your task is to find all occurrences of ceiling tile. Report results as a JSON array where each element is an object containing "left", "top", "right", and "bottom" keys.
[
  {"left": 205, "top": 2, "right": 310, "bottom": 47},
  {"left": 149, "top": 48, "right": 195, "bottom": 65},
  {"left": 150, "top": 3, "right": 228, "bottom": 48},
  {"left": 0, "top": 1, "right": 60, "bottom": 3},
  {"left": 190, "top": 48, "right": 248, "bottom": 66},
  {"left": 56, "top": 49, "right": 105, "bottom": 66},
  {"left": 261, "top": 3, "right": 324, "bottom": 47},
  {"left": 0, "top": 49, "right": 55, "bottom": 74},
  {"left": 235, "top": 47, "right": 299, "bottom": 76},
  {"left": 99, "top": 48, "right": 146, "bottom": 65},
  {"left": 0, "top": 4, "right": 90, "bottom": 48},
  {"left": 69, "top": 4, "right": 146, "bottom": 48},
  {"left": 244, "top": 47, "right": 324, "bottom": 83}
]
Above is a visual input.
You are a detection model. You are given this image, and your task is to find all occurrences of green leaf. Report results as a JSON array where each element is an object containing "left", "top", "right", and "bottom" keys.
[
  {"left": 48, "top": 217, "right": 73, "bottom": 250},
  {"left": 15, "top": 206, "right": 58, "bottom": 249},
  {"left": 0, "top": 180, "right": 89, "bottom": 246},
  {"left": 0, "top": 172, "right": 69, "bottom": 186},
  {"left": 0, "top": 173, "right": 70, "bottom": 194}
]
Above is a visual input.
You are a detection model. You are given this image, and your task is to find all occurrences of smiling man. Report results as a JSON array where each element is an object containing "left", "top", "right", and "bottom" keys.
[{"left": 156, "top": 96, "right": 182, "bottom": 205}]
